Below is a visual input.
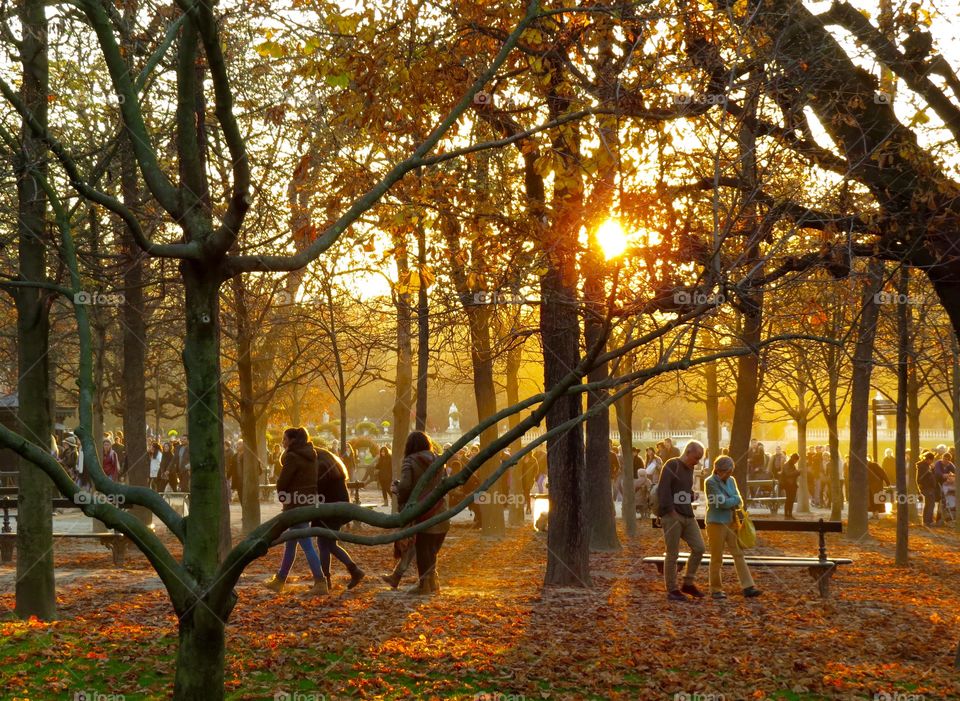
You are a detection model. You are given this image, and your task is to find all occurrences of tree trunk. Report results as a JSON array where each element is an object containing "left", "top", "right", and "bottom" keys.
[
  {"left": 847, "top": 261, "right": 884, "bottom": 539},
  {"left": 796, "top": 417, "right": 810, "bottom": 513},
  {"left": 952, "top": 332, "right": 960, "bottom": 535},
  {"left": 705, "top": 361, "right": 720, "bottom": 463},
  {"left": 729, "top": 91, "right": 763, "bottom": 489},
  {"left": 729, "top": 304, "right": 762, "bottom": 489},
  {"left": 895, "top": 267, "right": 910, "bottom": 566},
  {"left": 173, "top": 606, "right": 226, "bottom": 700},
  {"left": 906, "top": 354, "right": 921, "bottom": 523},
  {"left": 505, "top": 343, "right": 525, "bottom": 527},
  {"left": 391, "top": 243, "right": 414, "bottom": 499},
  {"left": 181, "top": 262, "right": 227, "bottom": 573},
  {"left": 541, "top": 258, "right": 589, "bottom": 586},
  {"left": 827, "top": 410, "right": 843, "bottom": 522},
  {"left": 230, "top": 278, "right": 261, "bottom": 533},
  {"left": 14, "top": 0, "right": 55, "bottom": 621},
  {"left": 118, "top": 0, "right": 150, "bottom": 528},
  {"left": 583, "top": 256, "right": 619, "bottom": 552},
  {"left": 339, "top": 397, "right": 349, "bottom": 478},
  {"left": 415, "top": 224, "right": 429, "bottom": 431},
  {"left": 615, "top": 386, "right": 637, "bottom": 537},
  {"left": 468, "top": 304, "right": 505, "bottom": 537}
]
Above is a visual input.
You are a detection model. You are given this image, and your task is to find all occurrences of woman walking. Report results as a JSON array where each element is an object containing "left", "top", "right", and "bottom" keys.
[
  {"left": 263, "top": 427, "right": 326, "bottom": 595},
  {"left": 149, "top": 442, "right": 165, "bottom": 492},
  {"left": 398, "top": 431, "right": 449, "bottom": 595},
  {"left": 705, "top": 456, "right": 761, "bottom": 599},
  {"left": 313, "top": 447, "right": 365, "bottom": 590}
]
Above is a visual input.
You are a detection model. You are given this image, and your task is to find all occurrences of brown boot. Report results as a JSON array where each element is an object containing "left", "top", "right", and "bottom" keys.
[
  {"left": 429, "top": 570, "right": 440, "bottom": 594},
  {"left": 380, "top": 572, "right": 401, "bottom": 589},
  {"left": 346, "top": 566, "right": 366, "bottom": 590}
]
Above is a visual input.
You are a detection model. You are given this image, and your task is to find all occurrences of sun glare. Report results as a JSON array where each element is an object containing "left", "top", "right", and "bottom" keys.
[{"left": 596, "top": 219, "right": 628, "bottom": 260}]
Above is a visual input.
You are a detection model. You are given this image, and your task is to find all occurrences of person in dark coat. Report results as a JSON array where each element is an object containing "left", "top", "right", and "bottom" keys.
[
  {"left": 917, "top": 451, "right": 939, "bottom": 526},
  {"left": 398, "top": 431, "right": 449, "bottom": 595},
  {"left": 376, "top": 446, "right": 393, "bottom": 506},
  {"left": 160, "top": 441, "right": 176, "bottom": 490},
  {"left": 779, "top": 452, "right": 801, "bottom": 519},
  {"left": 263, "top": 427, "right": 326, "bottom": 594},
  {"left": 313, "top": 448, "right": 365, "bottom": 590},
  {"left": 867, "top": 460, "right": 890, "bottom": 517}
]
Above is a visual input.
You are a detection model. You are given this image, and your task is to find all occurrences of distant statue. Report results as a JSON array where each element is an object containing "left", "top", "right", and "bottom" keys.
[
  {"left": 720, "top": 422, "right": 730, "bottom": 445},
  {"left": 322, "top": 411, "right": 330, "bottom": 424},
  {"left": 448, "top": 403, "right": 460, "bottom": 432}
]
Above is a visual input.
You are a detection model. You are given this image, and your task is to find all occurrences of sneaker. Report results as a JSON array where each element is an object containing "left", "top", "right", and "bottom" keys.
[
  {"left": 262, "top": 574, "right": 285, "bottom": 593},
  {"left": 667, "top": 590, "right": 687, "bottom": 602},
  {"left": 347, "top": 568, "right": 366, "bottom": 590},
  {"left": 712, "top": 591, "right": 727, "bottom": 600},
  {"left": 743, "top": 586, "right": 762, "bottom": 598},
  {"left": 680, "top": 583, "right": 705, "bottom": 598}
]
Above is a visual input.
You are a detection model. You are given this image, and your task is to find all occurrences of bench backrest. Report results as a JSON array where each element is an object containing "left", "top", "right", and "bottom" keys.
[{"left": 650, "top": 516, "right": 844, "bottom": 562}]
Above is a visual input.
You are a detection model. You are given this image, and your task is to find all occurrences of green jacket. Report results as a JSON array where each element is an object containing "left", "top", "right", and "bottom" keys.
[{"left": 705, "top": 473, "right": 743, "bottom": 525}]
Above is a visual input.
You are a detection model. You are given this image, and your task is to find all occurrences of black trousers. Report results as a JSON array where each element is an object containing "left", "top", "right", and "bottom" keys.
[
  {"left": 784, "top": 485, "right": 797, "bottom": 517},
  {"left": 415, "top": 531, "right": 446, "bottom": 582}
]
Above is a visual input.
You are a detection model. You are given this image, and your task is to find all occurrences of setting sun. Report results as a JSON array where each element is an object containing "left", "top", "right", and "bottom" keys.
[{"left": 596, "top": 219, "right": 628, "bottom": 260}]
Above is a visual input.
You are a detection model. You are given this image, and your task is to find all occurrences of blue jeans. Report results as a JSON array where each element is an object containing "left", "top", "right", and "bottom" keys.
[
  {"left": 278, "top": 522, "right": 323, "bottom": 580},
  {"left": 316, "top": 533, "right": 358, "bottom": 577}
]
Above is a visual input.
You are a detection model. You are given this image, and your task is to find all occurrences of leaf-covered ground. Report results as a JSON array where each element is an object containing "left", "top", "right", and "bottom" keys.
[{"left": 2, "top": 517, "right": 959, "bottom": 700}]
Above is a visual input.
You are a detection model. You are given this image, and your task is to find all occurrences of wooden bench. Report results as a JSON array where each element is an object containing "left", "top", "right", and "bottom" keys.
[
  {"left": 0, "top": 495, "right": 128, "bottom": 565},
  {"left": 644, "top": 517, "right": 852, "bottom": 597}
]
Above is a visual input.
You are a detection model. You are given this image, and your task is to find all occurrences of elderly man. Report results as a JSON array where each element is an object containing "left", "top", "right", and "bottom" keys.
[{"left": 657, "top": 440, "right": 707, "bottom": 601}]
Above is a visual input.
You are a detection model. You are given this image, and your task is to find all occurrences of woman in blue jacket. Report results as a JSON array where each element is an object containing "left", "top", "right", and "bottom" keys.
[{"left": 705, "top": 456, "right": 761, "bottom": 600}]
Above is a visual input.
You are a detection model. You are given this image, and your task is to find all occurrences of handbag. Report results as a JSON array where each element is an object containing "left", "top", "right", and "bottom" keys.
[{"left": 736, "top": 508, "right": 756, "bottom": 549}]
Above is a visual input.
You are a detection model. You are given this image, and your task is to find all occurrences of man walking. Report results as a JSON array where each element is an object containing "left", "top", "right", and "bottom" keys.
[{"left": 657, "top": 440, "right": 707, "bottom": 602}]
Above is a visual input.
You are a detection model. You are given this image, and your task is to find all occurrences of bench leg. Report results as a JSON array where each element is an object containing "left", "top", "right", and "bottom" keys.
[
  {"left": 0, "top": 539, "right": 13, "bottom": 563},
  {"left": 107, "top": 538, "right": 126, "bottom": 565},
  {"left": 807, "top": 564, "right": 836, "bottom": 598}
]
